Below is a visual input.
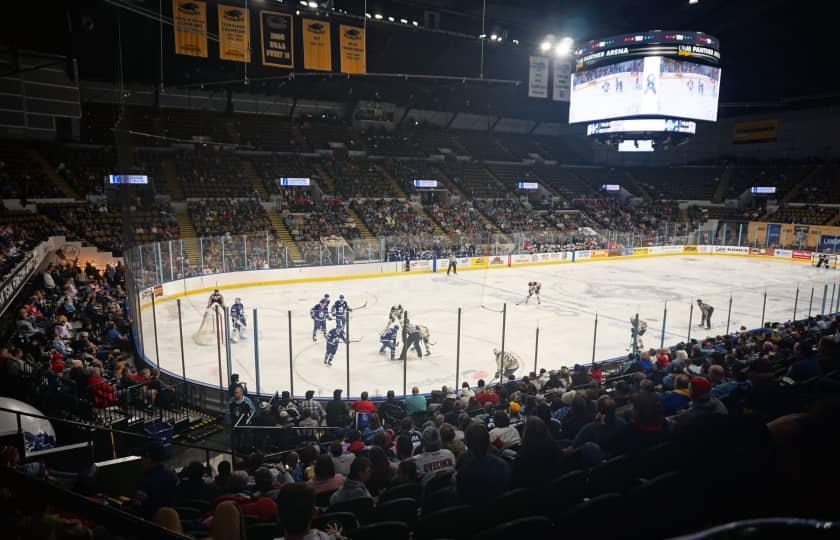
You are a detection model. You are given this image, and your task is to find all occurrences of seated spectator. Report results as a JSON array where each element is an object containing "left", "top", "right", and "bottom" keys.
[
  {"left": 613, "top": 391, "right": 671, "bottom": 455},
  {"left": 325, "top": 389, "right": 349, "bottom": 428},
  {"left": 489, "top": 411, "right": 521, "bottom": 450},
  {"left": 391, "top": 460, "right": 419, "bottom": 487},
  {"left": 552, "top": 390, "right": 576, "bottom": 420},
  {"left": 366, "top": 446, "right": 393, "bottom": 497},
  {"left": 670, "top": 377, "right": 728, "bottom": 432},
  {"left": 329, "top": 456, "right": 372, "bottom": 506},
  {"left": 560, "top": 395, "right": 595, "bottom": 441},
  {"left": 709, "top": 364, "right": 738, "bottom": 399},
  {"left": 787, "top": 339, "right": 822, "bottom": 382},
  {"left": 456, "top": 422, "right": 510, "bottom": 506},
  {"left": 512, "top": 417, "right": 564, "bottom": 491},
  {"left": 177, "top": 461, "right": 219, "bottom": 505},
  {"left": 412, "top": 426, "right": 456, "bottom": 486},
  {"left": 404, "top": 386, "right": 427, "bottom": 415},
  {"left": 225, "top": 384, "right": 255, "bottom": 424},
  {"left": 572, "top": 395, "right": 626, "bottom": 456},
  {"left": 378, "top": 389, "right": 406, "bottom": 424},
  {"left": 362, "top": 414, "right": 384, "bottom": 445},
  {"left": 659, "top": 374, "right": 692, "bottom": 415},
  {"left": 475, "top": 379, "right": 500, "bottom": 406},
  {"left": 214, "top": 460, "right": 232, "bottom": 493},
  {"left": 137, "top": 442, "right": 178, "bottom": 518},
  {"left": 330, "top": 441, "right": 355, "bottom": 477},
  {"left": 299, "top": 390, "right": 325, "bottom": 425},
  {"left": 278, "top": 483, "right": 343, "bottom": 540},
  {"left": 440, "top": 423, "right": 466, "bottom": 458},
  {"left": 307, "top": 454, "right": 345, "bottom": 494}
]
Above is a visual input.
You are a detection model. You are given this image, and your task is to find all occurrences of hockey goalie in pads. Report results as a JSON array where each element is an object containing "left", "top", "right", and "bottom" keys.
[
  {"left": 494, "top": 348, "right": 520, "bottom": 380},
  {"left": 230, "top": 298, "right": 248, "bottom": 343}
]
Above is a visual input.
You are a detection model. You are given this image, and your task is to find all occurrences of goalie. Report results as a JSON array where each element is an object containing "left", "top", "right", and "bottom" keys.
[
  {"left": 208, "top": 289, "right": 224, "bottom": 308},
  {"left": 230, "top": 298, "right": 248, "bottom": 342},
  {"left": 493, "top": 348, "right": 520, "bottom": 380},
  {"left": 194, "top": 290, "right": 225, "bottom": 346},
  {"left": 628, "top": 317, "right": 648, "bottom": 351}
]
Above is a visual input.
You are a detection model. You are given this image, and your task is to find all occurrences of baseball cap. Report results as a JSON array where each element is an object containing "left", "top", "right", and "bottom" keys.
[{"left": 689, "top": 377, "right": 712, "bottom": 400}]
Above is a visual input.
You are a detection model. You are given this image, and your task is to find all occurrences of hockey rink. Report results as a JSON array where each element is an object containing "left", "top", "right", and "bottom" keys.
[{"left": 139, "top": 256, "right": 837, "bottom": 398}]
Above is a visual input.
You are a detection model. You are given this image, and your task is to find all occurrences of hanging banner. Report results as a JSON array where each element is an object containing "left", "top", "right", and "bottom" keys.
[
  {"left": 339, "top": 25, "right": 366, "bottom": 74},
  {"left": 259, "top": 11, "right": 293, "bottom": 68},
  {"left": 528, "top": 56, "right": 549, "bottom": 98},
  {"left": 302, "top": 19, "right": 332, "bottom": 71},
  {"left": 218, "top": 5, "right": 250, "bottom": 62},
  {"left": 552, "top": 59, "right": 571, "bottom": 101},
  {"left": 172, "top": 0, "right": 208, "bottom": 57}
]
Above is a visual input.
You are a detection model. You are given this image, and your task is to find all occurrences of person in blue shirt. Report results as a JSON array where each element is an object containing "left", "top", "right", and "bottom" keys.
[
  {"left": 331, "top": 295, "right": 351, "bottom": 331},
  {"left": 310, "top": 299, "right": 330, "bottom": 341},
  {"left": 324, "top": 327, "right": 347, "bottom": 366},
  {"left": 379, "top": 325, "right": 399, "bottom": 361}
]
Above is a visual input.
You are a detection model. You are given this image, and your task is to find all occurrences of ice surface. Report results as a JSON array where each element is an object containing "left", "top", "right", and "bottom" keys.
[{"left": 139, "top": 256, "right": 837, "bottom": 398}]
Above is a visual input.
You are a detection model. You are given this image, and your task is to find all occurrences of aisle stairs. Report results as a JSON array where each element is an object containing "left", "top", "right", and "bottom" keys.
[
  {"left": 27, "top": 149, "right": 79, "bottom": 199},
  {"left": 162, "top": 160, "right": 184, "bottom": 200},
  {"left": 175, "top": 209, "right": 202, "bottom": 268},
  {"left": 267, "top": 208, "right": 305, "bottom": 263}
]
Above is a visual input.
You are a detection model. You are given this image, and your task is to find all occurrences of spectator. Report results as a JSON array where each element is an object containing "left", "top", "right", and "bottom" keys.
[
  {"left": 456, "top": 423, "right": 510, "bottom": 506},
  {"left": 352, "top": 391, "right": 377, "bottom": 414},
  {"left": 440, "top": 423, "right": 466, "bottom": 458},
  {"left": 614, "top": 391, "right": 671, "bottom": 455},
  {"left": 659, "top": 374, "right": 692, "bottom": 415},
  {"left": 475, "top": 380, "right": 500, "bottom": 406},
  {"left": 226, "top": 384, "right": 255, "bottom": 424},
  {"left": 214, "top": 460, "right": 232, "bottom": 492},
  {"left": 366, "top": 446, "right": 393, "bottom": 496},
  {"left": 572, "top": 395, "right": 626, "bottom": 456},
  {"left": 362, "top": 414, "right": 384, "bottom": 445},
  {"left": 176, "top": 461, "right": 219, "bottom": 505},
  {"left": 489, "top": 411, "right": 521, "bottom": 450},
  {"left": 670, "top": 377, "right": 728, "bottom": 432},
  {"left": 330, "top": 441, "right": 355, "bottom": 477},
  {"left": 709, "top": 364, "right": 738, "bottom": 399},
  {"left": 330, "top": 456, "right": 373, "bottom": 506},
  {"left": 378, "top": 389, "right": 405, "bottom": 424},
  {"left": 560, "top": 395, "right": 595, "bottom": 441},
  {"left": 787, "top": 339, "right": 822, "bottom": 382},
  {"left": 137, "top": 442, "right": 177, "bottom": 518},
  {"left": 325, "top": 389, "right": 349, "bottom": 428},
  {"left": 299, "top": 390, "right": 325, "bottom": 425},
  {"left": 512, "top": 417, "right": 564, "bottom": 491},
  {"left": 277, "top": 483, "right": 343, "bottom": 540},
  {"left": 412, "top": 426, "right": 456, "bottom": 486},
  {"left": 307, "top": 454, "right": 345, "bottom": 494},
  {"left": 404, "top": 386, "right": 427, "bottom": 415}
]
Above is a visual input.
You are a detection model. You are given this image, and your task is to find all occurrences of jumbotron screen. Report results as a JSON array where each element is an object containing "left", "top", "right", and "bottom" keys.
[{"left": 569, "top": 56, "right": 721, "bottom": 123}]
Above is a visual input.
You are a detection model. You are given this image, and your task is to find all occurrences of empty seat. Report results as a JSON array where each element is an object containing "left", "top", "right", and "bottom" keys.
[
  {"left": 329, "top": 498, "right": 374, "bottom": 523},
  {"left": 587, "top": 454, "right": 633, "bottom": 496},
  {"left": 486, "top": 488, "right": 531, "bottom": 526},
  {"left": 367, "top": 498, "right": 418, "bottom": 527},
  {"left": 413, "top": 506, "right": 482, "bottom": 540},
  {"left": 474, "top": 516, "right": 555, "bottom": 540},
  {"left": 349, "top": 521, "right": 410, "bottom": 540}
]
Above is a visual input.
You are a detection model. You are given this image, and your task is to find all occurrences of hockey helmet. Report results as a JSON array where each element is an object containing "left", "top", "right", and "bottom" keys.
[
  {"left": 324, "top": 293, "right": 330, "bottom": 298},
  {"left": 392, "top": 325, "right": 399, "bottom": 331},
  {"left": 214, "top": 289, "right": 220, "bottom": 293},
  {"left": 235, "top": 298, "right": 241, "bottom": 303},
  {"left": 493, "top": 348, "right": 500, "bottom": 355},
  {"left": 340, "top": 295, "right": 345, "bottom": 299}
]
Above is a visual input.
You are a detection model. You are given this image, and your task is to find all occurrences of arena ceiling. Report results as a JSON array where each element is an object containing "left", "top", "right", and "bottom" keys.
[{"left": 0, "top": 0, "right": 832, "bottom": 110}]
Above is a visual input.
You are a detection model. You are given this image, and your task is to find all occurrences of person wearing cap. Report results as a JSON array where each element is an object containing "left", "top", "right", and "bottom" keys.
[
  {"left": 669, "top": 377, "right": 728, "bottom": 432},
  {"left": 411, "top": 426, "right": 456, "bottom": 486}
]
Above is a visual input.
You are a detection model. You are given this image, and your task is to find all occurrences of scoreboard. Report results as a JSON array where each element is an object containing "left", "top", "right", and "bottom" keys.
[{"left": 575, "top": 30, "right": 720, "bottom": 71}]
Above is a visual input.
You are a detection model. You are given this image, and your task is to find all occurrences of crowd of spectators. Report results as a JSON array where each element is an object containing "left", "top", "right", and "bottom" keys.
[
  {"left": 187, "top": 199, "right": 271, "bottom": 238},
  {"left": 326, "top": 160, "right": 397, "bottom": 199},
  {"left": 351, "top": 200, "right": 437, "bottom": 237},
  {"left": 284, "top": 198, "right": 361, "bottom": 242},
  {"left": 425, "top": 201, "right": 487, "bottom": 237},
  {"left": 474, "top": 199, "right": 551, "bottom": 233}
]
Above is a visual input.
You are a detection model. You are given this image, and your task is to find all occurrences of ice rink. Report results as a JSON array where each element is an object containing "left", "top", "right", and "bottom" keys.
[{"left": 139, "top": 256, "right": 837, "bottom": 398}]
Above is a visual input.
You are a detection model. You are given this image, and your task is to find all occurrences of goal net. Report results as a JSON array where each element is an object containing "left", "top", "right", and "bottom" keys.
[{"left": 193, "top": 306, "right": 225, "bottom": 346}]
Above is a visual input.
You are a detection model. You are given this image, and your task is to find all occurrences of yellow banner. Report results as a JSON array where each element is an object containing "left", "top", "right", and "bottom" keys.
[
  {"left": 173, "top": 0, "right": 208, "bottom": 57},
  {"left": 218, "top": 5, "right": 250, "bottom": 62},
  {"left": 259, "top": 11, "right": 293, "bottom": 68},
  {"left": 302, "top": 19, "right": 332, "bottom": 71},
  {"left": 733, "top": 119, "right": 778, "bottom": 143},
  {"left": 339, "top": 25, "right": 366, "bottom": 74}
]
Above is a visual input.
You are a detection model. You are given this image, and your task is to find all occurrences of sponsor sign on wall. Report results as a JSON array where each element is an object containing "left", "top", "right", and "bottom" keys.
[
  {"left": 713, "top": 246, "right": 750, "bottom": 254},
  {"left": 659, "top": 245, "right": 685, "bottom": 254},
  {"left": 489, "top": 255, "right": 507, "bottom": 266},
  {"left": 633, "top": 247, "right": 649, "bottom": 255},
  {"left": 575, "top": 250, "right": 592, "bottom": 260},
  {"left": 749, "top": 247, "right": 775, "bottom": 256},
  {"left": 409, "top": 260, "right": 432, "bottom": 271},
  {"left": 773, "top": 249, "right": 792, "bottom": 258},
  {"left": 684, "top": 245, "right": 698, "bottom": 253},
  {"left": 792, "top": 251, "right": 813, "bottom": 261},
  {"left": 591, "top": 249, "right": 610, "bottom": 259}
]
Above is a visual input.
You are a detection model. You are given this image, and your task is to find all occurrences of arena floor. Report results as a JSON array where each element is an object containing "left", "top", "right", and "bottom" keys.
[{"left": 140, "top": 256, "right": 837, "bottom": 398}]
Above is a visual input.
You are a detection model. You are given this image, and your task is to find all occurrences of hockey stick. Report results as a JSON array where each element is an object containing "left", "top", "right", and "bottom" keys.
[
  {"left": 515, "top": 295, "right": 530, "bottom": 306},
  {"left": 481, "top": 304, "right": 505, "bottom": 313},
  {"left": 347, "top": 336, "right": 364, "bottom": 343},
  {"left": 350, "top": 301, "right": 368, "bottom": 311}
]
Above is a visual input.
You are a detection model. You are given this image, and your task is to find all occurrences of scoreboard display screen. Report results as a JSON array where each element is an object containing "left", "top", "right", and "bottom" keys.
[
  {"left": 518, "top": 182, "right": 539, "bottom": 190},
  {"left": 587, "top": 118, "right": 696, "bottom": 135},
  {"left": 107, "top": 174, "right": 148, "bottom": 185},
  {"left": 570, "top": 56, "right": 721, "bottom": 123},
  {"left": 751, "top": 186, "right": 777, "bottom": 194},
  {"left": 278, "top": 177, "right": 311, "bottom": 186},
  {"left": 601, "top": 184, "right": 621, "bottom": 191},
  {"left": 413, "top": 179, "right": 438, "bottom": 188}
]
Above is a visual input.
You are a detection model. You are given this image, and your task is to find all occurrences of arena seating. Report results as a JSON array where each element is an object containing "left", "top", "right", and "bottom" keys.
[
  {"left": 187, "top": 199, "right": 271, "bottom": 237},
  {"left": 176, "top": 149, "right": 257, "bottom": 199},
  {"left": 765, "top": 205, "right": 837, "bottom": 225},
  {"left": 632, "top": 165, "right": 723, "bottom": 200},
  {"left": 351, "top": 199, "right": 437, "bottom": 237},
  {"left": 284, "top": 198, "right": 361, "bottom": 242},
  {"left": 425, "top": 201, "right": 488, "bottom": 236},
  {"left": 324, "top": 160, "right": 398, "bottom": 199}
]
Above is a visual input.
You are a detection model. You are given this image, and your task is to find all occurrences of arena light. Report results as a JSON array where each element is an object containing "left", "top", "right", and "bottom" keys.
[
  {"left": 307, "top": 1, "right": 317, "bottom": 7},
  {"left": 479, "top": 33, "right": 487, "bottom": 39},
  {"left": 512, "top": 39, "right": 519, "bottom": 45},
  {"left": 412, "top": 20, "right": 419, "bottom": 26},
  {"left": 387, "top": 16, "right": 395, "bottom": 22},
  {"left": 299, "top": 0, "right": 307, "bottom": 5},
  {"left": 400, "top": 18, "right": 408, "bottom": 24},
  {"left": 540, "top": 41, "right": 552, "bottom": 52},
  {"left": 374, "top": 13, "right": 383, "bottom": 19},
  {"left": 490, "top": 33, "right": 498, "bottom": 41},
  {"left": 365, "top": 13, "right": 371, "bottom": 18},
  {"left": 689, "top": 0, "right": 699, "bottom": 3}
]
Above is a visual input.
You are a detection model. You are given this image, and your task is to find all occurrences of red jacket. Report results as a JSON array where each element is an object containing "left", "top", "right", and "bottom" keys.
[{"left": 352, "top": 400, "right": 377, "bottom": 414}]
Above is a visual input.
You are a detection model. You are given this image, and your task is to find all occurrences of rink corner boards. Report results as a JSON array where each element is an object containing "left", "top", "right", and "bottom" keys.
[{"left": 138, "top": 245, "right": 827, "bottom": 310}]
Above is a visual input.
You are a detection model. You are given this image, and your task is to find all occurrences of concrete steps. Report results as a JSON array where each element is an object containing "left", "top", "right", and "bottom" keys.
[
  {"left": 348, "top": 208, "right": 375, "bottom": 241},
  {"left": 711, "top": 163, "right": 734, "bottom": 203},
  {"left": 175, "top": 210, "right": 202, "bottom": 268},
  {"left": 27, "top": 149, "right": 78, "bottom": 199},
  {"left": 782, "top": 164, "right": 822, "bottom": 203},
  {"left": 267, "top": 208, "right": 305, "bottom": 263},
  {"left": 162, "top": 160, "right": 184, "bottom": 200},
  {"left": 374, "top": 163, "right": 407, "bottom": 198},
  {"left": 240, "top": 159, "right": 269, "bottom": 200}
]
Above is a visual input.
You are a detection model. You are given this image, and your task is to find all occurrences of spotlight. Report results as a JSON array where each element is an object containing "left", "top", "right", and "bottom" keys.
[
  {"left": 412, "top": 20, "right": 418, "bottom": 26},
  {"left": 299, "top": 0, "right": 307, "bottom": 5},
  {"left": 478, "top": 33, "right": 487, "bottom": 39},
  {"left": 689, "top": 0, "right": 699, "bottom": 3},
  {"left": 490, "top": 34, "right": 498, "bottom": 40},
  {"left": 400, "top": 18, "right": 408, "bottom": 24},
  {"left": 540, "top": 41, "right": 552, "bottom": 52},
  {"left": 387, "top": 16, "right": 394, "bottom": 22},
  {"left": 512, "top": 39, "right": 519, "bottom": 45},
  {"left": 555, "top": 42, "right": 571, "bottom": 57},
  {"left": 374, "top": 13, "right": 383, "bottom": 19},
  {"left": 307, "top": 1, "right": 317, "bottom": 7},
  {"left": 365, "top": 13, "right": 372, "bottom": 18}
]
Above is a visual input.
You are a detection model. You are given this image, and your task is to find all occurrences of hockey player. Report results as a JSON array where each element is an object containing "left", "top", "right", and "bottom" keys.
[
  {"left": 332, "top": 295, "right": 351, "bottom": 330},
  {"left": 324, "top": 326, "right": 347, "bottom": 366},
  {"left": 321, "top": 293, "right": 331, "bottom": 310},
  {"left": 815, "top": 253, "right": 830, "bottom": 268},
  {"left": 310, "top": 299, "right": 330, "bottom": 341},
  {"left": 628, "top": 316, "right": 648, "bottom": 351},
  {"left": 208, "top": 289, "right": 224, "bottom": 308},
  {"left": 697, "top": 299, "right": 714, "bottom": 330},
  {"left": 493, "top": 348, "right": 520, "bottom": 380},
  {"left": 398, "top": 320, "right": 425, "bottom": 361},
  {"left": 526, "top": 281, "right": 542, "bottom": 304},
  {"left": 379, "top": 325, "right": 399, "bottom": 361},
  {"left": 230, "top": 298, "right": 247, "bottom": 341},
  {"left": 389, "top": 305, "right": 405, "bottom": 324},
  {"left": 416, "top": 324, "right": 433, "bottom": 356}
]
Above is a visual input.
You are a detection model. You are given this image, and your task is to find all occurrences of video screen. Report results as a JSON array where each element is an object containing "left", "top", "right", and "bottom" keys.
[{"left": 570, "top": 57, "right": 721, "bottom": 123}]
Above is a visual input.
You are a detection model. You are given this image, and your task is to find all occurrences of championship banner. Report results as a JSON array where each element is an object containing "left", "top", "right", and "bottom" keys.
[
  {"left": 339, "top": 25, "right": 366, "bottom": 74},
  {"left": 528, "top": 56, "right": 549, "bottom": 98},
  {"left": 218, "top": 5, "right": 250, "bottom": 62},
  {"left": 260, "top": 11, "right": 293, "bottom": 68},
  {"left": 733, "top": 119, "right": 779, "bottom": 143},
  {"left": 173, "top": 0, "right": 208, "bottom": 57},
  {"left": 552, "top": 60, "right": 571, "bottom": 102},
  {"left": 302, "top": 19, "right": 332, "bottom": 71}
]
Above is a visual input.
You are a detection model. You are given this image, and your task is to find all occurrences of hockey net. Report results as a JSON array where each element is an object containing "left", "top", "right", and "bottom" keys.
[{"left": 193, "top": 306, "right": 225, "bottom": 346}]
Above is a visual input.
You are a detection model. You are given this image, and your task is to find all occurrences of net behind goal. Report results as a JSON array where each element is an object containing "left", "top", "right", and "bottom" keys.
[{"left": 194, "top": 306, "right": 225, "bottom": 346}]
